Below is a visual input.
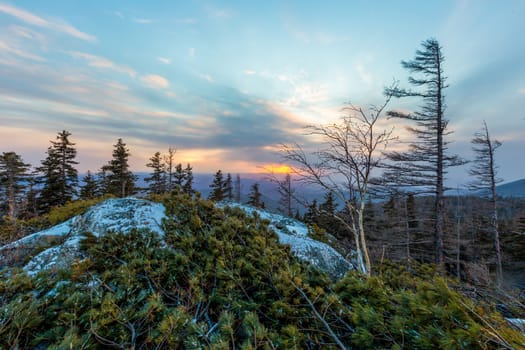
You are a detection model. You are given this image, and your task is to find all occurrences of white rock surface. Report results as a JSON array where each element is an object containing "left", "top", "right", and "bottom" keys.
[{"left": 0, "top": 198, "right": 354, "bottom": 278}]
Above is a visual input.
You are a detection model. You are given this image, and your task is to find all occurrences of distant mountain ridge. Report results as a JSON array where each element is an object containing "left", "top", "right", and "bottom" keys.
[{"left": 496, "top": 178, "right": 525, "bottom": 198}]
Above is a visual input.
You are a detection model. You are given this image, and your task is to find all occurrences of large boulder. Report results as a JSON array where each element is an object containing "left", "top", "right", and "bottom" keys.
[{"left": 0, "top": 198, "right": 354, "bottom": 278}]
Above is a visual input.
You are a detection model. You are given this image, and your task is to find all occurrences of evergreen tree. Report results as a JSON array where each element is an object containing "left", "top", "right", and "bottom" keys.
[
  {"left": 96, "top": 168, "right": 110, "bottom": 196},
  {"left": 102, "top": 138, "right": 136, "bottom": 198},
  {"left": 234, "top": 174, "right": 241, "bottom": 202},
  {"left": 383, "top": 39, "right": 465, "bottom": 265},
  {"left": 247, "top": 182, "right": 264, "bottom": 208},
  {"left": 304, "top": 199, "right": 319, "bottom": 224},
  {"left": 80, "top": 170, "right": 98, "bottom": 200},
  {"left": 0, "top": 152, "right": 30, "bottom": 220},
  {"left": 224, "top": 173, "right": 233, "bottom": 201},
  {"left": 164, "top": 147, "right": 176, "bottom": 192},
  {"left": 37, "top": 130, "right": 79, "bottom": 212},
  {"left": 208, "top": 170, "right": 225, "bottom": 201},
  {"left": 468, "top": 121, "right": 504, "bottom": 285},
  {"left": 182, "top": 163, "right": 194, "bottom": 195},
  {"left": 145, "top": 152, "right": 167, "bottom": 194},
  {"left": 173, "top": 163, "right": 185, "bottom": 190}
]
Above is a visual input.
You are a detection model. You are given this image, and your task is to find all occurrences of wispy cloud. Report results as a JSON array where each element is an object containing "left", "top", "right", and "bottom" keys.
[
  {"left": 197, "top": 72, "right": 214, "bottom": 83},
  {"left": 205, "top": 5, "right": 233, "bottom": 19},
  {"left": 243, "top": 69, "right": 257, "bottom": 75},
  {"left": 0, "top": 39, "right": 46, "bottom": 61},
  {"left": 519, "top": 87, "right": 525, "bottom": 95},
  {"left": 175, "top": 18, "right": 196, "bottom": 24},
  {"left": 188, "top": 47, "right": 195, "bottom": 57},
  {"left": 69, "top": 51, "right": 136, "bottom": 77},
  {"left": 157, "top": 57, "right": 171, "bottom": 64},
  {"left": 133, "top": 18, "right": 154, "bottom": 24},
  {"left": 114, "top": 11, "right": 124, "bottom": 19},
  {"left": 140, "top": 74, "right": 170, "bottom": 89},
  {"left": 0, "top": 3, "right": 96, "bottom": 42}
]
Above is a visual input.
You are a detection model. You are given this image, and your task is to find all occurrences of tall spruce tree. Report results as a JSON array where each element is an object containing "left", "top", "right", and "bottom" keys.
[
  {"left": 183, "top": 163, "right": 194, "bottom": 195},
  {"left": 145, "top": 152, "right": 167, "bottom": 194},
  {"left": 80, "top": 170, "right": 98, "bottom": 200},
  {"left": 468, "top": 121, "right": 503, "bottom": 285},
  {"left": 247, "top": 182, "right": 264, "bottom": 208},
  {"left": 164, "top": 147, "right": 176, "bottom": 192},
  {"left": 224, "top": 173, "right": 233, "bottom": 201},
  {"left": 234, "top": 174, "right": 241, "bottom": 202},
  {"left": 208, "top": 170, "right": 225, "bottom": 201},
  {"left": 38, "top": 130, "right": 79, "bottom": 212},
  {"left": 0, "top": 152, "right": 30, "bottom": 220},
  {"left": 383, "top": 38, "right": 464, "bottom": 266},
  {"left": 102, "top": 138, "right": 136, "bottom": 198},
  {"left": 173, "top": 163, "right": 185, "bottom": 191}
]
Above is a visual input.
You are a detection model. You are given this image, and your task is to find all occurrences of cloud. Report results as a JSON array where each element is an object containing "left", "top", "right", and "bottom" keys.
[
  {"left": 188, "top": 47, "right": 195, "bottom": 57},
  {"left": 519, "top": 87, "right": 525, "bottom": 95},
  {"left": 175, "top": 18, "right": 196, "bottom": 24},
  {"left": 114, "top": 11, "right": 124, "bottom": 19},
  {"left": 69, "top": 52, "right": 136, "bottom": 77},
  {"left": 0, "top": 39, "right": 46, "bottom": 61},
  {"left": 157, "top": 57, "right": 171, "bottom": 64},
  {"left": 0, "top": 3, "right": 96, "bottom": 42},
  {"left": 197, "top": 73, "right": 213, "bottom": 83},
  {"left": 243, "top": 70, "right": 257, "bottom": 75},
  {"left": 140, "top": 74, "right": 170, "bottom": 89},
  {"left": 133, "top": 18, "right": 154, "bottom": 24}
]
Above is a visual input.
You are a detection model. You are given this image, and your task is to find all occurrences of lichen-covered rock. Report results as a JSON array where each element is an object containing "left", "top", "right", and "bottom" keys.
[
  {"left": 0, "top": 198, "right": 353, "bottom": 279},
  {"left": 222, "top": 203, "right": 355, "bottom": 279}
]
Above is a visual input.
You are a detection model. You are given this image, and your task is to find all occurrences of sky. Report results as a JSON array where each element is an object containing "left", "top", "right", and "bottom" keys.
[{"left": 0, "top": 0, "right": 524, "bottom": 184}]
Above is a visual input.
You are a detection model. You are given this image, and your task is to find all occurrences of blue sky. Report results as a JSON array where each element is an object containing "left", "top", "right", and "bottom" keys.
[{"left": 0, "top": 0, "right": 524, "bottom": 184}]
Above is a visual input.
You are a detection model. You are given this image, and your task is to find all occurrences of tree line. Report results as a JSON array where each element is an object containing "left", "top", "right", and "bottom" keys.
[{"left": 1, "top": 38, "right": 524, "bottom": 287}]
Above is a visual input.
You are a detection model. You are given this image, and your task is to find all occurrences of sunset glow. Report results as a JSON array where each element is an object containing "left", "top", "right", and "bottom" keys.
[{"left": 0, "top": 1, "right": 524, "bottom": 182}]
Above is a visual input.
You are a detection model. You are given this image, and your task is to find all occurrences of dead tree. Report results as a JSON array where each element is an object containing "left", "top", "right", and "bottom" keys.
[
  {"left": 468, "top": 120, "right": 503, "bottom": 286},
  {"left": 382, "top": 38, "right": 465, "bottom": 266},
  {"left": 282, "top": 91, "right": 395, "bottom": 276}
]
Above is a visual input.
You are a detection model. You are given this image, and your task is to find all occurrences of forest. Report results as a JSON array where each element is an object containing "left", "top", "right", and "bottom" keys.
[{"left": 1, "top": 38, "right": 525, "bottom": 348}]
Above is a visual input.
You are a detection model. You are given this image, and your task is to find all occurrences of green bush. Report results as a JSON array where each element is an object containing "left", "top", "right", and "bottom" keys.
[{"left": 0, "top": 192, "right": 523, "bottom": 349}]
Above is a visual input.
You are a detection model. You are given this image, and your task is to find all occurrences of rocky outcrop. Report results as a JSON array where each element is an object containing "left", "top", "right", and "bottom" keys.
[{"left": 0, "top": 198, "right": 354, "bottom": 278}]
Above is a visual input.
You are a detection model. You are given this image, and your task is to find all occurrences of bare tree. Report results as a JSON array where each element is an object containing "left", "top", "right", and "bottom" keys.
[
  {"left": 282, "top": 92, "right": 395, "bottom": 275},
  {"left": 468, "top": 120, "right": 503, "bottom": 286},
  {"left": 382, "top": 38, "right": 465, "bottom": 266}
]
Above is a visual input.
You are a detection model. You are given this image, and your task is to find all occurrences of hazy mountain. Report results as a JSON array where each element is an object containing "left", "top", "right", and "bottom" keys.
[{"left": 496, "top": 179, "right": 525, "bottom": 198}]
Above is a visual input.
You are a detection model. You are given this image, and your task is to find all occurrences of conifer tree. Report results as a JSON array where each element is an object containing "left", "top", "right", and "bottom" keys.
[
  {"left": 383, "top": 38, "right": 465, "bottom": 265},
  {"left": 468, "top": 121, "right": 503, "bottom": 285},
  {"left": 304, "top": 199, "right": 319, "bottom": 224},
  {"left": 37, "top": 130, "right": 79, "bottom": 212},
  {"left": 183, "top": 163, "right": 194, "bottom": 195},
  {"left": 224, "top": 173, "right": 233, "bottom": 201},
  {"left": 247, "top": 182, "right": 264, "bottom": 208},
  {"left": 102, "top": 138, "right": 136, "bottom": 198},
  {"left": 173, "top": 163, "right": 185, "bottom": 190},
  {"left": 234, "top": 174, "right": 241, "bottom": 202},
  {"left": 0, "top": 152, "right": 30, "bottom": 220},
  {"left": 164, "top": 147, "right": 176, "bottom": 192},
  {"left": 96, "top": 168, "right": 110, "bottom": 196},
  {"left": 80, "top": 170, "right": 98, "bottom": 199},
  {"left": 145, "top": 152, "right": 167, "bottom": 194},
  {"left": 208, "top": 170, "right": 225, "bottom": 201}
]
